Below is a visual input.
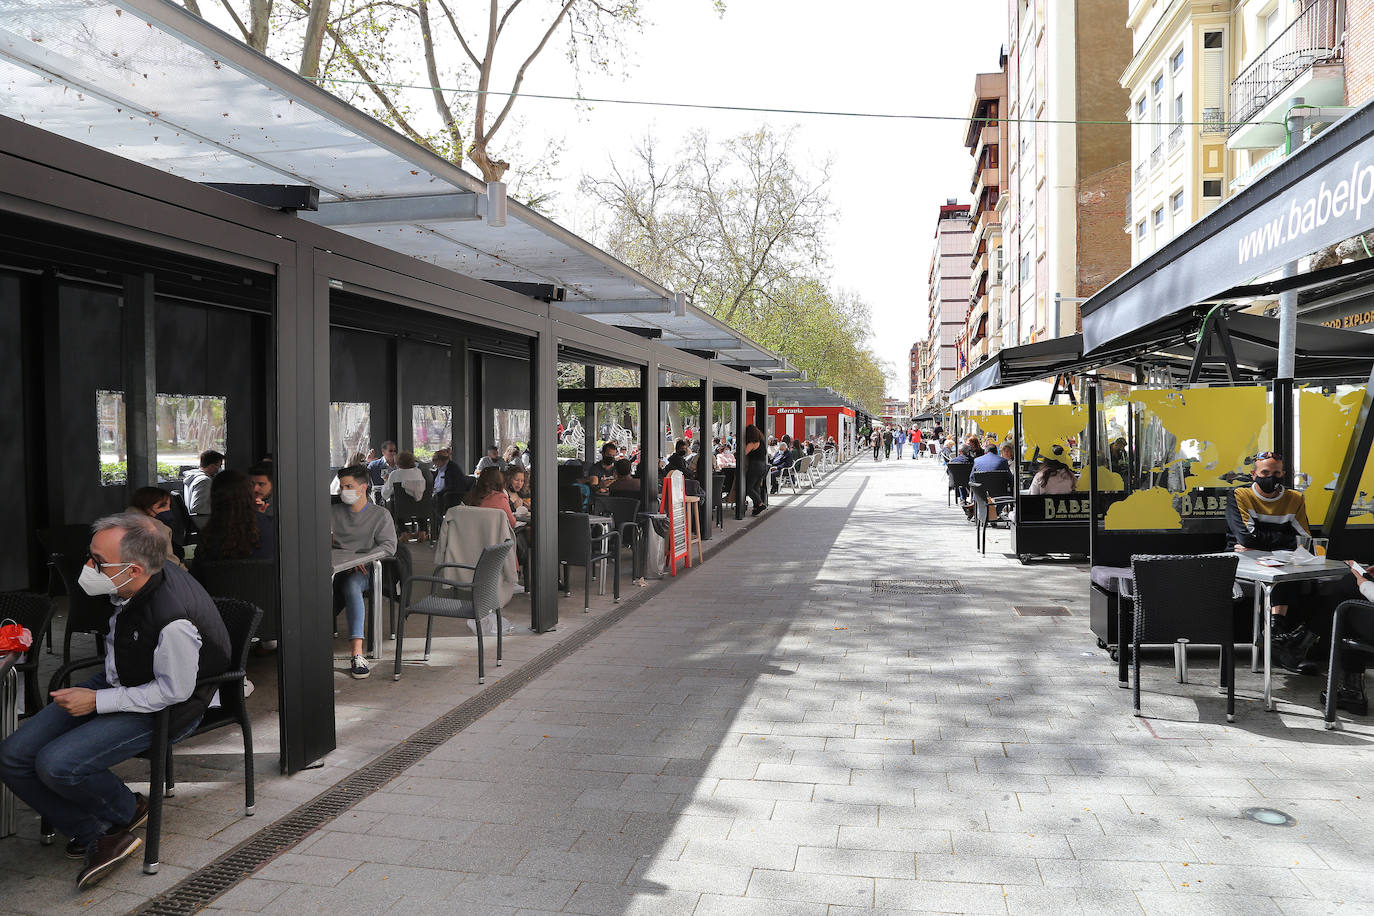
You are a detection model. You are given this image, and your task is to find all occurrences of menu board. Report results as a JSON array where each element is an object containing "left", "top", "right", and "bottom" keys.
[{"left": 661, "top": 470, "right": 689, "bottom": 575}]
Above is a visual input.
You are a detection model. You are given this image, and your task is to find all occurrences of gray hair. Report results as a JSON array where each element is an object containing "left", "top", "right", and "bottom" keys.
[{"left": 91, "top": 512, "right": 167, "bottom": 574}]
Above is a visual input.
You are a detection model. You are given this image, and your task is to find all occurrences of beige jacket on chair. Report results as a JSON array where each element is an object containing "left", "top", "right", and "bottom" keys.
[{"left": 434, "top": 505, "right": 518, "bottom": 608}]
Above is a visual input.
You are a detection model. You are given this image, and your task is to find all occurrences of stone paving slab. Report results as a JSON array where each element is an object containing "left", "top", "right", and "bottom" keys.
[{"left": 16, "top": 454, "right": 1374, "bottom": 913}]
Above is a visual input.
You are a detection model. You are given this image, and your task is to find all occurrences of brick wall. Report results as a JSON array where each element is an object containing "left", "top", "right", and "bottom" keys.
[
  {"left": 1076, "top": 161, "right": 1132, "bottom": 299},
  {"left": 1348, "top": 0, "right": 1374, "bottom": 106}
]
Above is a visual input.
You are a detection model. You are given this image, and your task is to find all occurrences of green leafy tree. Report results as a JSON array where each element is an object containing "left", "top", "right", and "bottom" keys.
[{"left": 581, "top": 126, "right": 887, "bottom": 412}]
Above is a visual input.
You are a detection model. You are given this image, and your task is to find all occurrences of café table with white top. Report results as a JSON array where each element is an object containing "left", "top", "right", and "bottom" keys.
[
  {"left": 1234, "top": 549, "right": 1350, "bottom": 711},
  {"left": 331, "top": 547, "right": 391, "bottom": 659}
]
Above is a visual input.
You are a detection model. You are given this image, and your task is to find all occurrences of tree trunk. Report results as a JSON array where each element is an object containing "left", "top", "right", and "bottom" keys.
[
  {"left": 248, "top": 0, "right": 270, "bottom": 53},
  {"left": 298, "top": 0, "right": 331, "bottom": 78}
]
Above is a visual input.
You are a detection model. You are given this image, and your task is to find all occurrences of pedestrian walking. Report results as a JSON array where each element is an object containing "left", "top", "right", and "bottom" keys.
[
  {"left": 894, "top": 427, "right": 906, "bottom": 459},
  {"left": 870, "top": 428, "right": 882, "bottom": 461},
  {"left": 911, "top": 426, "right": 923, "bottom": 459},
  {"left": 882, "top": 427, "right": 894, "bottom": 460}
]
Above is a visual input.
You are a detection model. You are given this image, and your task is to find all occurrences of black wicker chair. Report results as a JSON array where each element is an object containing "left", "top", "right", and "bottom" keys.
[
  {"left": 946, "top": 462, "right": 973, "bottom": 507},
  {"left": 970, "top": 470, "right": 1016, "bottom": 555},
  {"left": 592, "top": 496, "right": 643, "bottom": 579},
  {"left": 557, "top": 512, "right": 620, "bottom": 612},
  {"left": 0, "top": 591, "right": 59, "bottom": 714},
  {"left": 192, "top": 558, "right": 279, "bottom": 642},
  {"left": 1125, "top": 554, "right": 1240, "bottom": 721},
  {"left": 1324, "top": 599, "right": 1374, "bottom": 729},
  {"left": 394, "top": 541, "right": 513, "bottom": 684}
]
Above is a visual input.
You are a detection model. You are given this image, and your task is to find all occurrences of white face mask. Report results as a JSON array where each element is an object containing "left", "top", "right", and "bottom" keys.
[
  {"left": 78, "top": 561, "right": 133, "bottom": 597},
  {"left": 340, "top": 488, "right": 363, "bottom": 505}
]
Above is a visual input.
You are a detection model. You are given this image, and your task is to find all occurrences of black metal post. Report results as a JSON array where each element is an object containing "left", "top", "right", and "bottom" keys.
[
  {"left": 735, "top": 389, "right": 747, "bottom": 520},
  {"left": 697, "top": 381, "right": 713, "bottom": 541},
  {"left": 449, "top": 337, "right": 468, "bottom": 468},
  {"left": 1273, "top": 378, "right": 1294, "bottom": 488},
  {"left": 1086, "top": 382, "right": 1100, "bottom": 567},
  {"left": 530, "top": 330, "right": 559, "bottom": 633},
  {"left": 392, "top": 337, "right": 405, "bottom": 453},
  {"left": 122, "top": 272, "right": 157, "bottom": 491},
  {"left": 640, "top": 359, "right": 660, "bottom": 514},
  {"left": 583, "top": 365, "right": 596, "bottom": 465},
  {"left": 40, "top": 271, "right": 65, "bottom": 522},
  {"left": 1323, "top": 367, "right": 1374, "bottom": 556},
  {"left": 274, "top": 252, "right": 336, "bottom": 773}
]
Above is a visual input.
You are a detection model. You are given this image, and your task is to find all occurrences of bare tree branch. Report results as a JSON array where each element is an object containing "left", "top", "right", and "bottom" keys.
[
  {"left": 416, "top": 0, "right": 464, "bottom": 159},
  {"left": 434, "top": 0, "right": 483, "bottom": 69}
]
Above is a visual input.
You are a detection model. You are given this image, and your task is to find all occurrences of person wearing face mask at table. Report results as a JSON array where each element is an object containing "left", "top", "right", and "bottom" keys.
[
  {"left": 127, "top": 486, "right": 185, "bottom": 566},
  {"left": 331, "top": 465, "right": 397, "bottom": 680},
  {"left": 1227, "top": 451, "right": 1318, "bottom": 666},
  {"left": 0, "top": 513, "right": 229, "bottom": 890}
]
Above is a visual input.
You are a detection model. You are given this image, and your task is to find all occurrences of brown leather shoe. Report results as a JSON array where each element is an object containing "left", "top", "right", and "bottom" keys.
[
  {"left": 65, "top": 793, "right": 148, "bottom": 858},
  {"left": 75, "top": 830, "right": 142, "bottom": 889}
]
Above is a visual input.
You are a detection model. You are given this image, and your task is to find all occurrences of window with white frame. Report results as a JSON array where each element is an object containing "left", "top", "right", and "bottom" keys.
[
  {"left": 1171, "top": 190, "right": 1184, "bottom": 212},
  {"left": 1171, "top": 46, "right": 1184, "bottom": 73},
  {"left": 1152, "top": 207, "right": 1164, "bottom": 229},
  {"left": 1136, "top": 220, "right": 1146, "bottom": 240}
]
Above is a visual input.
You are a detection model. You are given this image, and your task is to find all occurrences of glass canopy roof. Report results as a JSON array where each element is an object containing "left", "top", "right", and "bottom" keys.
[{"left": 0, "top": 0, "right": 851, "bottom": 388}]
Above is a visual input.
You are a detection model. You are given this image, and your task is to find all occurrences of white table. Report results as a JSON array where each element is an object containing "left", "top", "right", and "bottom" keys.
[
  {"left": 331, "top": 548, "right": 391, "bottom": 659},
  {"left": 1235, "top": 550, "right": 1350, "bottom": 711},
  {"left": 0, "top": 651, "right": 19, "bottom": 837}
]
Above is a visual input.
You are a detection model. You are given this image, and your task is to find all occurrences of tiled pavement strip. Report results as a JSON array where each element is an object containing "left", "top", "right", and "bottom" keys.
[{"left": 15, "top": 456, "right": 1374, "bottom": 914}]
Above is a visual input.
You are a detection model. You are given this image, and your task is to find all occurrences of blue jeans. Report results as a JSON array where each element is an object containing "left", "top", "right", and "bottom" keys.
[
  {"left": 0, "top": 676, "right": 194, "bottom": 844},
  {"left": 340, "top": 569, "right": 369, "bottom": 640}
]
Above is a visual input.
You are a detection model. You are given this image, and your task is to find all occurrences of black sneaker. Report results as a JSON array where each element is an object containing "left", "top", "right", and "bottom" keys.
[
  {"left": 75, "top": 830, "right": 142, "bottom": 889},
  {"left": 1277, "top": 627, "right": 1319, "bottom": 674},
  {"left": 350, "top": 655, "right": 371, "bottom": 679}
]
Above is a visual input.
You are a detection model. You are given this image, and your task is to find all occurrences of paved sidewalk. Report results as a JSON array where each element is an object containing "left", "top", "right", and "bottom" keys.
[
  {"left": 25, "top": 455, "right": 1374, "bottom": 914},
  {"left": 211, "top": 456, "right": 1374, "bottom": 914}
]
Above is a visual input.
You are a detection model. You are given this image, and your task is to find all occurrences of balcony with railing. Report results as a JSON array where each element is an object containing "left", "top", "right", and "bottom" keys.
[
  {"left": 1228, "top": 0, "right": 1345, "bottom": 149},
  {"left": 1168, "top": 122, "right": 1183, "bottom": 152},
  {"left": 1150, "top": 142, "right": 1163, "bottom": 169},
  {"left": 1134, "top": 161, "right": 1145, "bottom": 185}
]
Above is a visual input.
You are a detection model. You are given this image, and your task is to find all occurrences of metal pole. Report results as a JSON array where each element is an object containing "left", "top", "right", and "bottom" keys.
[
  {"left": 530, "top": 330, "right": 559, "bottom": 633},
  {"left": 1277, "top": 98, "right": 1306, "bottom": 381},
  {"left": 122, "top": 272, "right": 157, "bottom": 491},
  {"left": 698, "top": 379, "right": 713, "bottom": 541}
]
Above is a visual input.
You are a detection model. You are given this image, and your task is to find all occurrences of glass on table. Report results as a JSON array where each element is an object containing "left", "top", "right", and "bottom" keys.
[{"left": 1312, "top": 537, "right": 1329, "bottom": 558}]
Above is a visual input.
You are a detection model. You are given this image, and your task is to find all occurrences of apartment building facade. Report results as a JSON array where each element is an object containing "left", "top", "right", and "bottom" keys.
[
  {"left": 920, "top": 203, "right": 973, "bottom": 415},
  {"left": 1124, "top": 0, "right": 1374, "bottom": 263},
  {"left": 908, "top": 341, "right": 923, "bottom": 417},
  {"left": 958, "top": 63, "right": 1011, "bottom": 371},
  {"left": 1003, "top": 0, "right": 1134, "bottom": 344}
]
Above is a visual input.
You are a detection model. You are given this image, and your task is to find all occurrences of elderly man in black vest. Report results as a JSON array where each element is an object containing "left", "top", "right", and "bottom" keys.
[{"left": 0, "top": 513, "right": 230, "bottom": 889}]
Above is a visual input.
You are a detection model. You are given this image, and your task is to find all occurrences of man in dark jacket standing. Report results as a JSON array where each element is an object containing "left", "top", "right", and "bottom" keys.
[
  {"left": 0, "top": 514, "right": 230, "bottom": 889},
  {"left": 882, "top": 427, "right": 894, "bottom": 459}
]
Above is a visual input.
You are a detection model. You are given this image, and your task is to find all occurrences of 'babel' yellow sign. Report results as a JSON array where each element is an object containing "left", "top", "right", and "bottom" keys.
[
  {"left": 1042, "top": 497, "right": 1090, "bottom": 520},
  {"left": 1179, "top": 492, "right": 1229, "bottom": 518}
]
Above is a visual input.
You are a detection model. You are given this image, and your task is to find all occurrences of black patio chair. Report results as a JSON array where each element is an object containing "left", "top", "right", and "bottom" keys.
[
  {"left": 394, "top": 541, "right": 512, "bottom": 684},
  {"left": 390, "top": 484, "right": 434, "bottom": 541},
  {"left": 192, "top": 558, "right": 279, "bottom": 642},
  {"left": 37, "top": 526, "right": 110, "bottom": 667},
  {"left": 592, "top": 495, "right": 643, "bottom": 578},
  {"left": 558, "top": 484, "right": 588, "bottom": 513},
  {"left": 711, "top": 474, "right": 726, "bottom": 529},
  {"left": 0, "top": 591, "right": 59, "bottom": 714},
  {"left": 946, "top": 462, "right": 973, "bottom": 507},
  {"left": 1323, "top": 599, "right": 1374, "bottom": 729},
  {"left": 140, "top": 597, "right": 262, "bottom": 873},
  {"left": 1125, "top": 554, "right": 1240, "bottom": 722},
  {"left": 380, "top": 540, "right": 414, "bottom": 638},
  {"left": 970, "top": 470, "right": 1016, "bottom": 555},
  {"left": 557, "top": 511, "right": 620, "bottom": 612}
]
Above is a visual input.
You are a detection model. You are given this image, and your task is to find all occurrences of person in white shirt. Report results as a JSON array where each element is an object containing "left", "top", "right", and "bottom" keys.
[
  {"left": 381, "top": 451, "right": 427, "bottom": 502},
  {"left": 474, "top": 445, "right": 500, "bottom": 475}
]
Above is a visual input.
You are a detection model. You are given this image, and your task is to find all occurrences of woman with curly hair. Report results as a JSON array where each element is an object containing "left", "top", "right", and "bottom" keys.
[{"left": 194, "top": 469, "right": 277, "bottom": 569}]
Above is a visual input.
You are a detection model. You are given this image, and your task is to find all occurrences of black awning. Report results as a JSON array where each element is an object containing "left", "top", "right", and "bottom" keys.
[
  {"left": 1098, "top": 308, "right": 1374, "bottom": 381},
  {"left": 948, "top": 334, "right": 1084, "bottom": 403},
  {"left": 1081, "top": 99, "right": 1374, "bottom": 354}
]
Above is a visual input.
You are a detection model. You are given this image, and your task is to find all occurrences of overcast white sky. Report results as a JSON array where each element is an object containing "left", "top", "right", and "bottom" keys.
[{"left": 517, "top": 0, "right": 1008, "bottom": 395}]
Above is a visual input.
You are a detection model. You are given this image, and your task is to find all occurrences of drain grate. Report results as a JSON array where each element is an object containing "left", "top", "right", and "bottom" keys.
[
  {"left": 1014, "top": 605, "right": 1071, "bottom": 617},
  {"left": 132, "top": 583, "right": 667, "bottom": 915},
  {"left": 872, "top": 579, "right": 963, "bottom": 594}
]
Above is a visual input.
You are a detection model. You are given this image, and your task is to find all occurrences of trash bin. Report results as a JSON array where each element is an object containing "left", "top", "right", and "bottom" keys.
[{"left": 637, "top": 512, "right": 669, "bottom": 579}]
